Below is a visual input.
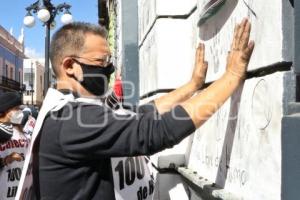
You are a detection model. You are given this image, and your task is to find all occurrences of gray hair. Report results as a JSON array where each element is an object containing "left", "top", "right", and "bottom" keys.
[{"left": 50, "top": 22, "right": 108, "bottom": 77}]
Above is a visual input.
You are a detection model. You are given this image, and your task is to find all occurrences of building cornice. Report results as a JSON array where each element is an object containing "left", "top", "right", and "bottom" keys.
[{"left": 0, "top": 25, "right": 25, "bottom": 58}]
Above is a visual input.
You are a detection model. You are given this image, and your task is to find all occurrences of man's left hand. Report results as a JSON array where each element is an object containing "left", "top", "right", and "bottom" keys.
[{"left": 190, "top": 43, "right": 208, "bottom": 89}]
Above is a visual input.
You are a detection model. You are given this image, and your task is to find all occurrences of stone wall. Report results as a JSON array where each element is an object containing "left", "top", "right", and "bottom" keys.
[{"left": 138, "top": 0, "right": 295, "bottom": 199}]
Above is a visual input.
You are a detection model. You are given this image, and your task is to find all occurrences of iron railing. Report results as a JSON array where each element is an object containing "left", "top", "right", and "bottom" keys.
[{"left": 0, "top": 76, "right": 25, "bottom": 92}]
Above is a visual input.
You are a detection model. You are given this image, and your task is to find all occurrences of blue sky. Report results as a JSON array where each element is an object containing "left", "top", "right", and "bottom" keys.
[{"left": 0, "top": 0, "right": 98, "bottom": 58}]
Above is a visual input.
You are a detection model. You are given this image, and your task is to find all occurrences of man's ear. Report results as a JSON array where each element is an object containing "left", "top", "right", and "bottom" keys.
[{"left": 61, "top": 57, "right": 75, "bottom": 76}]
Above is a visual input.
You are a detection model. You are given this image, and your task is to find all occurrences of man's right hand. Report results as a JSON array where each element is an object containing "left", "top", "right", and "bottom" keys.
[{"left": 226, "top": 18, "right": 255, "bottom": 79}]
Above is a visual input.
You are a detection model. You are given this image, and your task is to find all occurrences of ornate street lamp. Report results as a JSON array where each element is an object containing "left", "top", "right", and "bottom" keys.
[{"left": 24, "top": 0, "right": 73, "bottom": 94}]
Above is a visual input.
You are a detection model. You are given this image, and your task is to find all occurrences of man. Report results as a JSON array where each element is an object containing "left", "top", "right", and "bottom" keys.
[
  {"left": 17, "top": 18, "right": 254, "bottom": 200},
  {"left": 0, "top": 92, "right": 31, "bottom": 200}
]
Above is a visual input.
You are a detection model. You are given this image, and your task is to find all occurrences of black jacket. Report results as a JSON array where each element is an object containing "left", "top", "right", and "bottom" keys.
[{"left": 34, "top": 99, "right": 195, "bottom": 200}]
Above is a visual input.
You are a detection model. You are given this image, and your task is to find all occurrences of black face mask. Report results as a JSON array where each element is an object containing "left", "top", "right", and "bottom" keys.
[{"left": 74, "top": 60, "right": 115, "bottom": 96}]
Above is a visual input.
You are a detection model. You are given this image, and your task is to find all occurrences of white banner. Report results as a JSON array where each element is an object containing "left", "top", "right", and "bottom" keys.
[{"left": 112, "top": 156, "right": 154, "bottom": 200}]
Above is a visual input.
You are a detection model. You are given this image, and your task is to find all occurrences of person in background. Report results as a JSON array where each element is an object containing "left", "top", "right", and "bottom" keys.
[
  {"left": 0, "top": 92, "right": 31, "bottom": 200},
  {"left": 21, "top": 105, "right": 38, "bottom": 137}
]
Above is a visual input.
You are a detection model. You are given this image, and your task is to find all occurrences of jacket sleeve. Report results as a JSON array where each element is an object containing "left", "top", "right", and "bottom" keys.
[
  {"left": 123, "top": 101, "right": 157, "bottom": 114},
  {"left": 59, "top": 102, "right": 195, "bottom": 160}
]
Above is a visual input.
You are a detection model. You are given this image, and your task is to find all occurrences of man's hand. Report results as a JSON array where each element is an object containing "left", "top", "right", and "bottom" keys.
[
  {"left": 226, "top": 18, "right": 255, "bottom": 79},
  {"left": 190, "top": 43, "right": 208, "bottom": 88}
]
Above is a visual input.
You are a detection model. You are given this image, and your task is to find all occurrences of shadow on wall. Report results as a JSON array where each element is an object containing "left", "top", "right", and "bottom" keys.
[
  {"left": 198, "top": 0, "right": 238, "bottom": 41},
  {"left": 214, "top": 83, "right": 244, "bottom": 188}
]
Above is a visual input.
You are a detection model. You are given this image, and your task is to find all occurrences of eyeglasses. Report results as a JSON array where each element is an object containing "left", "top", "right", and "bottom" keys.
[{"left": 71, "top": 55, "right": 112, "bottom": 67}]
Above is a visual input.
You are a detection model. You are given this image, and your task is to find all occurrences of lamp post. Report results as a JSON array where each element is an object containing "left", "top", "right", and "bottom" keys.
[
  {"left": 23, "top": 0, "right": 73, "bottom": 95},
  {"left": 30, "top": 61, "right": 34, "bottom": 105}
]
